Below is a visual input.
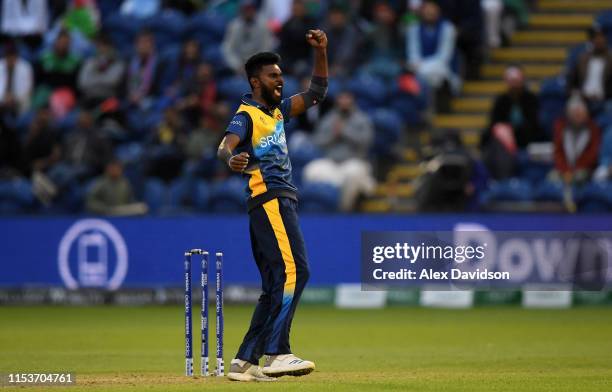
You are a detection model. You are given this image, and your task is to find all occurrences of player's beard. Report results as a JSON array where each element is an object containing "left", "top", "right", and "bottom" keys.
[{"left": 261, "top": 83, "right": 282, "bottom": 107}]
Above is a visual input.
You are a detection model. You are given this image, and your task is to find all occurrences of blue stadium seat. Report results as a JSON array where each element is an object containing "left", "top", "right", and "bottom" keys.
[
  {"left": 532, "top": 180, "right": 565, "bottom": 202},
  {"left": 217, "top": 76, "right": 251, "bottom": 103},
  {"left": 346, "top": 73, "right": 387, "bottom": 108},
  {"left": 194, "top": 180, "right": 212, "bottom": 211},
  {"left": 157, "top": 45, "right": 182, "bottom": 92},
  {"left": 480, "top": 178, "right": 533, "bottom": 203},
  {"left": 186, "top": 11, "right": 229, "bottom": 43},
  {"left": 299, "top": 182, "right": 340, "bottom": 213},
  {"left": 0, "top": 178, "right": 35, "bottom": 214},
  {"left": 289, "top": 136, "right": 323, "bottom": 186},
  {"left": 578, "top": 181, "right": 612, "bottom": 212},
  {"left": 143, "top": 11, "right": 187, "bottom": 50},
  {"left": 98, "top": 0, "right": 123, "bottom": 22},
  {"left": 201, "top": 44, "right": 226, "bottom": 70},
  {"left": 389, "top": 93, "right": 422, "bottom": 126},
  {"left": 208, "top": 177, "right": 245, "bottom": 213},
  {"left": 539, "top": 77, "right": 567, "bottom": 136},
  {"left": 596, "top": 11, "right": 612, "bottom": 42},
  {"left": 370, "top": 108, "right": 402, "bottom": 157},
  {"left": 595, "top": 109, "right": 612, "bottom": 131},
  {"left": 103, "top": 13, "right": 143, "bottom": 56},
  {"left": 517, "top": 155, "right": 553, "bottom": 185},
  {"left": 565, "top": 43, "right": 588, "bottom": 73},
  {"left": 143, "top": 178, "right": 167, "bottom": 214},
  {"left": 326, "top": 78, "right": 346, "bottom": 101},
  {"left": 282, "top": 76, "right": 300, "bottom": 98}
]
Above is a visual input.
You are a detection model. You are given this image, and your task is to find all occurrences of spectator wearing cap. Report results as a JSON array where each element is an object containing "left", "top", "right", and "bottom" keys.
[
  {"left": 481, "top": 65, "right": 543, "bottom": 179},
  {"left": 550, "top": 96, "right": 601, "bottom": 185},
  {"left": 407, "top": 0, "right": 458, "bottom": 112},
  {"left": 321, "top": 2, "right": 362, "bottom": 77},
  {"left": 77, "top": 34, "right": 125, "bottom": 109},
  {"left": 567, "top": 26, "right": 612, "bottom": 110},
  {"left": 222, "top": 0, "right": 275, "bottom": 75},
  {"left": 0, "top": 41, "right": 34, "bottom": 115}
]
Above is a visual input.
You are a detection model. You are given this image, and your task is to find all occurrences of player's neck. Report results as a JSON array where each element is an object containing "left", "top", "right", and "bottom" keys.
[{"left": 252, "top": 93, "right": 273, "bottom": 110}]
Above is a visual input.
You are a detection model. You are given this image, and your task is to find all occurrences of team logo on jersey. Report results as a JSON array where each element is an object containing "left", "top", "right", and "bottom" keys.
[{"left": 276, "top": 112, "right": 283, "bottom": 121}]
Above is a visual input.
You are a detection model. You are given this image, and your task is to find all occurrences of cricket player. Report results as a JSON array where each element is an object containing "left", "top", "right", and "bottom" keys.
[{"left": 217, "top": 30, "right": 328, "bottom": 382}]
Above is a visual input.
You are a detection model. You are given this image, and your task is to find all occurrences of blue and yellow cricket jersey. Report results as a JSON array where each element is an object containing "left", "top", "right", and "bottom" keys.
[{"left": 225, "top": 94, "right": 297, "bottom": 210}]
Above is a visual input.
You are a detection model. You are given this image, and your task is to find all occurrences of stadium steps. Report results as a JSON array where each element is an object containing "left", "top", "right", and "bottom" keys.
[
  {"left": 528, "top": 14, "right": 594, "bottom": 29},
  {"left": 432, "top": 114, "right": 487, "bottom": 129},
  {"left": 539, "top": 0, "right": 612, "bottom": 12},
  {"left": 481, "top": 64, "right": 563, "bottom": 80},
  {"left": 452, "top": 97, "right": 492, "bottom": 113},
  {"left": 360, "top": 3, "right": 602, "bottom": 213},
  {"left": 491, "top": 47, "right": 567, "bottom": 62},
  {"left": 511, "top": 31, "right": 587, "bottom": 46}
]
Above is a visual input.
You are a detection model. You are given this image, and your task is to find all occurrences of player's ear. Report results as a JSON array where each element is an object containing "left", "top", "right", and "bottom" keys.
[{"left": 250, "top": 76, "right": 259, "bottom": 89}]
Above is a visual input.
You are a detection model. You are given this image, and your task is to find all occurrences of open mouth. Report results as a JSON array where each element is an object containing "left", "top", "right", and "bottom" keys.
[{"left": 274, "top": 85, "right": 283, "bottom": 97}]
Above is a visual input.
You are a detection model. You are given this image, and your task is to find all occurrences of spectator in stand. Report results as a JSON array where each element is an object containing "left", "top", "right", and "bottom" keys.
[
  {"left": 1, "top": 0, "right": 49, "bottom": 50},
  {"left": 481, "top": 0, "right": 502, "bottom": 48},
  {"left": 222, "top": 0, "right": 274, "bottom": 75},
  {"left": 22, "top": 108, "right": 61, "bottom": 176},
  {"left": 175, "top": 62, "right": 217, "bottom": 128},
  {"left": 34, "top": 29, "right": 81, "bottom": 108},
  {"left": 183, "top": 104, "right": 231, "bottom": 180},
  {"left": 262, "top": 0, "right": 293, "bottom": 29},
  {"left": 481, "top": 65, "right": 543, "bottom": 179},
  {"left": 550, "top": 96, "right": 601, "bottom": 185},
  {"left": 437, "top": 0, "right": 484, "bottom": 80},
  {"left": 322, "top": 2, "right": 361, "bottom": 77},
  {"left": 77, "top": 34, "right": 125, "bottom": 109},
  {"left": 0, "top": 122, "right": 23, "bottom": 178},
  {"left": 278, "top": 0, "right": 318, "bottom": 76},
  {"left": 86, "top": 159, "right": 147, "bottom": 216},
  {"left": 362, "top": 1, "right": 404, "bottom": 80},
  {"left": 147, "top": 107, "right": 186, "bottom": 182},
  {"left": 63, "top": 110, "right": 113, "bottom": 180},
  {"left": 62, "top": 0, "right": 100, "bottom": 39},
  {"left": 126, "top": 30, "right": 160, "bottom": 110},
  {"left": 407, "top": 0, "right": 458, "bottom": 112},
  {"left": 567, "top": 26, "right": 612, "bottom": 112},
  {"left": 165, "top": 39, "right": 202, "bottom": 100},
  {"left": 0, "top": 41, "right": 34, "bottom": 116},
  {"left": 303, "top": 92, "right": 375, "bottom": 211}
]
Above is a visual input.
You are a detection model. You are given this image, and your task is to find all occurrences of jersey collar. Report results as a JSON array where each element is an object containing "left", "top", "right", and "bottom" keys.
[{"left": 241, "top": 94, "right": 278, "bottom": 116}]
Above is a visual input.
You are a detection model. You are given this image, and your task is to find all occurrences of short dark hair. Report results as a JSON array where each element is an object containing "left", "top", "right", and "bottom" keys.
[{"left": 244, "top": 52, "right": 281, "bottom": 89}]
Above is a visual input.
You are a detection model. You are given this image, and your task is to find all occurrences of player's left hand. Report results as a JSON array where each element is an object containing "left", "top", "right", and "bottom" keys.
[{"left": 306, "top": 29, "right": 327, "bottom": 49}]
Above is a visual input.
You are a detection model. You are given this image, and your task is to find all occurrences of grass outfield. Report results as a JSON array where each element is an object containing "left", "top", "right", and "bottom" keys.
[{"left": 0, "top": 305, "right": 611, "bottom": 391}]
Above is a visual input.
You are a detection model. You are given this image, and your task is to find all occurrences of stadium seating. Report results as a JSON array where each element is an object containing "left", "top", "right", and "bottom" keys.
[{"left": 298, "top": 182, "right": 341, "bottom": 213}]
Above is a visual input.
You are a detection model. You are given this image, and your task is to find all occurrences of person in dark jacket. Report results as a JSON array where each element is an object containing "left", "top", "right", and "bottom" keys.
[
  {"left": 481, "top": 65, "right": 543, "bottom": 179},
  {"left": 567, "top": 26, "right": 612, "bottom": 109},
  {"left": 278, "top": 0, "right": 317, "bottom": 76},
  {"left": 488, "top": 65, "right": 542, "bottom": 148}
]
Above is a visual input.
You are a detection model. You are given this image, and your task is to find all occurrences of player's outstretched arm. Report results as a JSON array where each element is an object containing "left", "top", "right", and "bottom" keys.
[
  {"left": 218, "top": 133, "right": 250, "bottom": 172},
  {"left": 289, "top": 29, "right": 329, "bottom": 117}
]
